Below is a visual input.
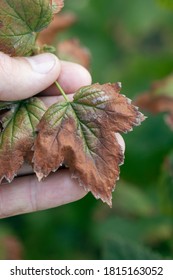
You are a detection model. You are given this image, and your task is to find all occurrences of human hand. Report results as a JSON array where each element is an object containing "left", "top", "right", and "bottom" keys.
[{"left": 0, "top": 52, "right": 125, "bottom": 218}]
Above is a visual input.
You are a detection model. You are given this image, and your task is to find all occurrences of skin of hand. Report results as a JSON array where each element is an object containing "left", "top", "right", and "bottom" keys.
[{"left": 0, "top": 52, "right": 125, "bottom": 218}]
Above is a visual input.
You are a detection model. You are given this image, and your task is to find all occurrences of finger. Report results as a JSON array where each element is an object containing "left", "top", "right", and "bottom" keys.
[
  {"left": 40, "top": 61, "right": 92, "bottom": 96},
  {"left": 0, "top": 52, "right": 61, "bottom": 101},
  {"left": 0, "top": 170, "right": 87, "bottom": 219}
]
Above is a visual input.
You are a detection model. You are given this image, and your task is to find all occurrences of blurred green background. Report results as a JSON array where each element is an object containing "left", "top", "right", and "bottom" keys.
[{"left": 1, "top": 0, "right": 173, "bottom": 260}]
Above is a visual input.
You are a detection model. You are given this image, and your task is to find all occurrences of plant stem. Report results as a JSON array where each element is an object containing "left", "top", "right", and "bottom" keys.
[{"left": 55, "top": 81, "right": 70, "bottom": 102}]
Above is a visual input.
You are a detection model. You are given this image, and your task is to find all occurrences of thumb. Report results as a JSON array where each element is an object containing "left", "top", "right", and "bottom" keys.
[{"left": 0, "top": 52, "right": 61, "bottom": 101}]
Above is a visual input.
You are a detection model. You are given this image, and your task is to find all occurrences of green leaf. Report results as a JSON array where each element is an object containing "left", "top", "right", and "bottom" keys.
[
  {"left": 0, "top": 97, "right": 46, "bottom": 183},
  {"left": 0, "top": 0, "right": 53, "bottom": 56}
]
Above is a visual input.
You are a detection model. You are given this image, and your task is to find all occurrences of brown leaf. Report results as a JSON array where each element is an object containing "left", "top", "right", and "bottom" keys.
[
  {"left": 57, "top": 39, "right": 91, "bottom": 69},
  {"left": 0, "top": 98, "right": 46, "bottom": 183},
  {"left": 135, "top": 74, "right": 173, "bottom": 130},
  {"left": 37, "top": 13, "right": 77, "bottom": 46},
  {"left": 33, "top": 83, "right": 145, "bottom": 206}
]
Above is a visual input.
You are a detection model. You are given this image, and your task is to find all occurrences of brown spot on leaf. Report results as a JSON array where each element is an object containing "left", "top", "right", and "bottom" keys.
[{"left": 0, "top": 41, "right": 15, "bottom": 56}]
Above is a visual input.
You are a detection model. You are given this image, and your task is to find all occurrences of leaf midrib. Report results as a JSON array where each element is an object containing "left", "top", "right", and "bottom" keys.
[{"left": 70, "top": 103, "right": 98, "bottom": 157}]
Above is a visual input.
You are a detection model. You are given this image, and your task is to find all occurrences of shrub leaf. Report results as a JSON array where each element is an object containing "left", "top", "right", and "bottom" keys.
[
  {"left": 33, "top": 83, "right": 145, "bottom": 206},
  {"left": 0, "top": 98, "right": 46, "bottom": 183}
]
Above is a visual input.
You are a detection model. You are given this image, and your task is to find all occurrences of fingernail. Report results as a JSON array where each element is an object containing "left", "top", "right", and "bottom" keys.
[{"left": 26, "top": 53, "right": 56, "bottom": 74}]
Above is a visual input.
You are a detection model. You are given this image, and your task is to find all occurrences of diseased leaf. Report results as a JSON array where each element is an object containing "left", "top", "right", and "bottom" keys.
[
  {"left": 0, "top": 0, "right": 54, "bottom": 56},
  {"left": 37, "top": 13, "right": 77, "bottom": 46},
  {"left": 33, "top": 83, "right": 144, "bottom": 206},
  {"left": 0, "top": 98, "right": 46, "bottom": 183},
  {"left": 57, "top": 39, "right": 91, "bottom": 69},
  {"left": 135, "top": 74, "right": 173, "bottom": 130}
]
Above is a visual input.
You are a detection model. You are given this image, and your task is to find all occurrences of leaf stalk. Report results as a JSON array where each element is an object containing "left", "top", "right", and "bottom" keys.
[{"left": 55, "top": 81, "right": 70, "bottom": 102}]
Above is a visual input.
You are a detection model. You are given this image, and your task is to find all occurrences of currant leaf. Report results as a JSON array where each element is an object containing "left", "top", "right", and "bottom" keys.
[
  {"left": 37, "top": 12, "right": 76, "bottom": 46},
  {"left": 0, "top": 0, "right": 54, "bottom": 56},
  {"left": 33, "top": 83, "right": 145, "bottom": 206},
  {"left": 0, "top": 98, "right": 46, "bottom": 183},
  {"left": 57, "top": 39, "right": 91, "bottom": 69},
  {"left": 135, "top": 74, "right": 173, "bottom": 130}
]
